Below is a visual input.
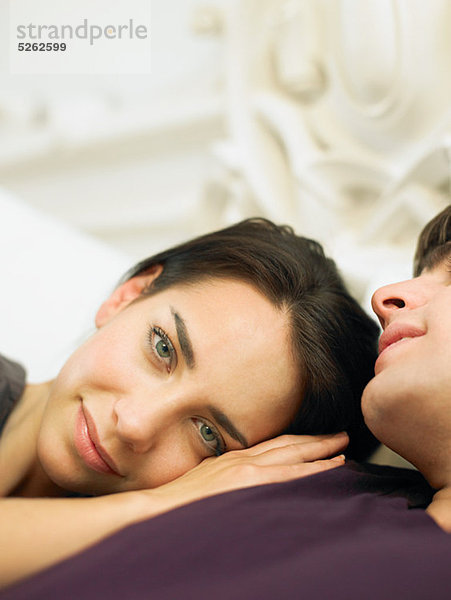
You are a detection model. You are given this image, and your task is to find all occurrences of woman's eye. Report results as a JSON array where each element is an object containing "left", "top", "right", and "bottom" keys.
[
  {"left": 148, "top": 326, "right": 177, "bottom": 372},
  {"left": 200, "top": 423, "right": 216, "bottom": 443},
  {"left": 155, "top": 338, "right": 171, "bottom": 358},
  {"left": 193, "top": 418, "right": 226, "bottom": 457}
]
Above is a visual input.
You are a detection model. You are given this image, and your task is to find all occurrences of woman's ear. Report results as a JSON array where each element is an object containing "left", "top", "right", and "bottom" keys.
[{"left": 95, "top": 264, "right": 163, "bottom": 328}]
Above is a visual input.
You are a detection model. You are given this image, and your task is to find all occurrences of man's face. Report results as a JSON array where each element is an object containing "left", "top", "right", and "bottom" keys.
[
  {"left": 37, "top": 277, "right": 302, "bottom": 496},
  {"left": 362, "top": 253, "right": 451, "bottom": 483}
]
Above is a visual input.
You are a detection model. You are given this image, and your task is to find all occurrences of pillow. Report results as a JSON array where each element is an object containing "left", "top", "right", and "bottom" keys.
[{"left": 0, "top": 188, "right": 131, "bottom": 381}]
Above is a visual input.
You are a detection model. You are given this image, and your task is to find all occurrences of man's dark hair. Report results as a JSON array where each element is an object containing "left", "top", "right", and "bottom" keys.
[
  {"left": 414, "top": 204, "right": 451, "bottom": 276},
  {"left": 121, "top": 218, "right": 380, "bottom": 460}
]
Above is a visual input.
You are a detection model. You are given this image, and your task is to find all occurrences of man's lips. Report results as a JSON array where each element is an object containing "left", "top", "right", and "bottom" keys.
[
  {"left": 74, "top": 404, "right": 122, "bottom": 476},
  {"left": 378, "top": 323, "right": 425, "bottom": 356}
]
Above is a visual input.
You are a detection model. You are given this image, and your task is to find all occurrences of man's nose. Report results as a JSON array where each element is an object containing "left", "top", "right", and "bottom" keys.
[{"left": 370, "top": 278, "right": 427, "bottom": 329}]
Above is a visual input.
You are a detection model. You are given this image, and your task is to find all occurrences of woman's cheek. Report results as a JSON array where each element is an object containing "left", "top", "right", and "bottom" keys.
[{"left": 55, "top": 329, "right": 127, "bottom": 393}]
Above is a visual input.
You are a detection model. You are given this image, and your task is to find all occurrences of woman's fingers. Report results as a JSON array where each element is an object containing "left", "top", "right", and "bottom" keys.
[
  {"left": 256, "top": 433, "right": 348, "bottom": 465},
  {"left": 238, "top": 431, "right": 349, "bottom": 460}
]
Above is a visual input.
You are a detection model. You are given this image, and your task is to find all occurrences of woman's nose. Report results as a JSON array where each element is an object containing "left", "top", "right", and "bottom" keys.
[
  {"left": 113, "top": 395, "right": 173, "bottom": 454},
  {"left": 371, "top": 278, "right": 425, "bottom": 329}
]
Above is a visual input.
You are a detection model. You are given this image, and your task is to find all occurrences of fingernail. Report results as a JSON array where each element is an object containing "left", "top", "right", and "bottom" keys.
[
  {"left": 331, "top": 454, "right": 346, "bottom": 462},
  {"left": 335, "top": 431, "right": 348, "bottom": 437}
]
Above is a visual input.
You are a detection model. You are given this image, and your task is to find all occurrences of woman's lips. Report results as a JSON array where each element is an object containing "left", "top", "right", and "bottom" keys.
[{"left": 74, "top": 404, "right": 121, "bottom": 476}]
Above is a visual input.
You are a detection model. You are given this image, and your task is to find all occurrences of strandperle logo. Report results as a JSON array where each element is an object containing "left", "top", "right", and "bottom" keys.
[
  {"left": 10, "top": 0, "right": 152, "bottom": 75},
  {"left": 16, "top": 18, "right": 149, "bottom": 46}
]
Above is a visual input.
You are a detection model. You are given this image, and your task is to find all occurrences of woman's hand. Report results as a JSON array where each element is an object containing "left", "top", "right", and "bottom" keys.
[{"left": 144, "top": 432, "right": 348, "bottom": 516}]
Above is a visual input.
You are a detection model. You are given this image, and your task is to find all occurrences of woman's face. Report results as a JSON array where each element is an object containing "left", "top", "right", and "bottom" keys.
[
  {"left": 38, "top": 276, "right": 302, "bottom": 495},
  {"left": 362, "top": 253, "right": 451, "bottom": 482}
]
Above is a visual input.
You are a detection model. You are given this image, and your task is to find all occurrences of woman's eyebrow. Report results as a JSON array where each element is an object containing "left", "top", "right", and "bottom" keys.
[
  {"left": 170, "top": 307, "right": 195, "bottom": 369},
  {"left": 208, "top": 405, "right": 249, "bottom": 448}
]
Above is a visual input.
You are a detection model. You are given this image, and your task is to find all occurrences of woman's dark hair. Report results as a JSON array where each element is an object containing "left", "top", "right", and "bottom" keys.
[
  {"left": 121, "top": 218, "right": 380, "bottom": 460},
  {"left": 413, "top": 204, "right": 451, "bottom": 276}
]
